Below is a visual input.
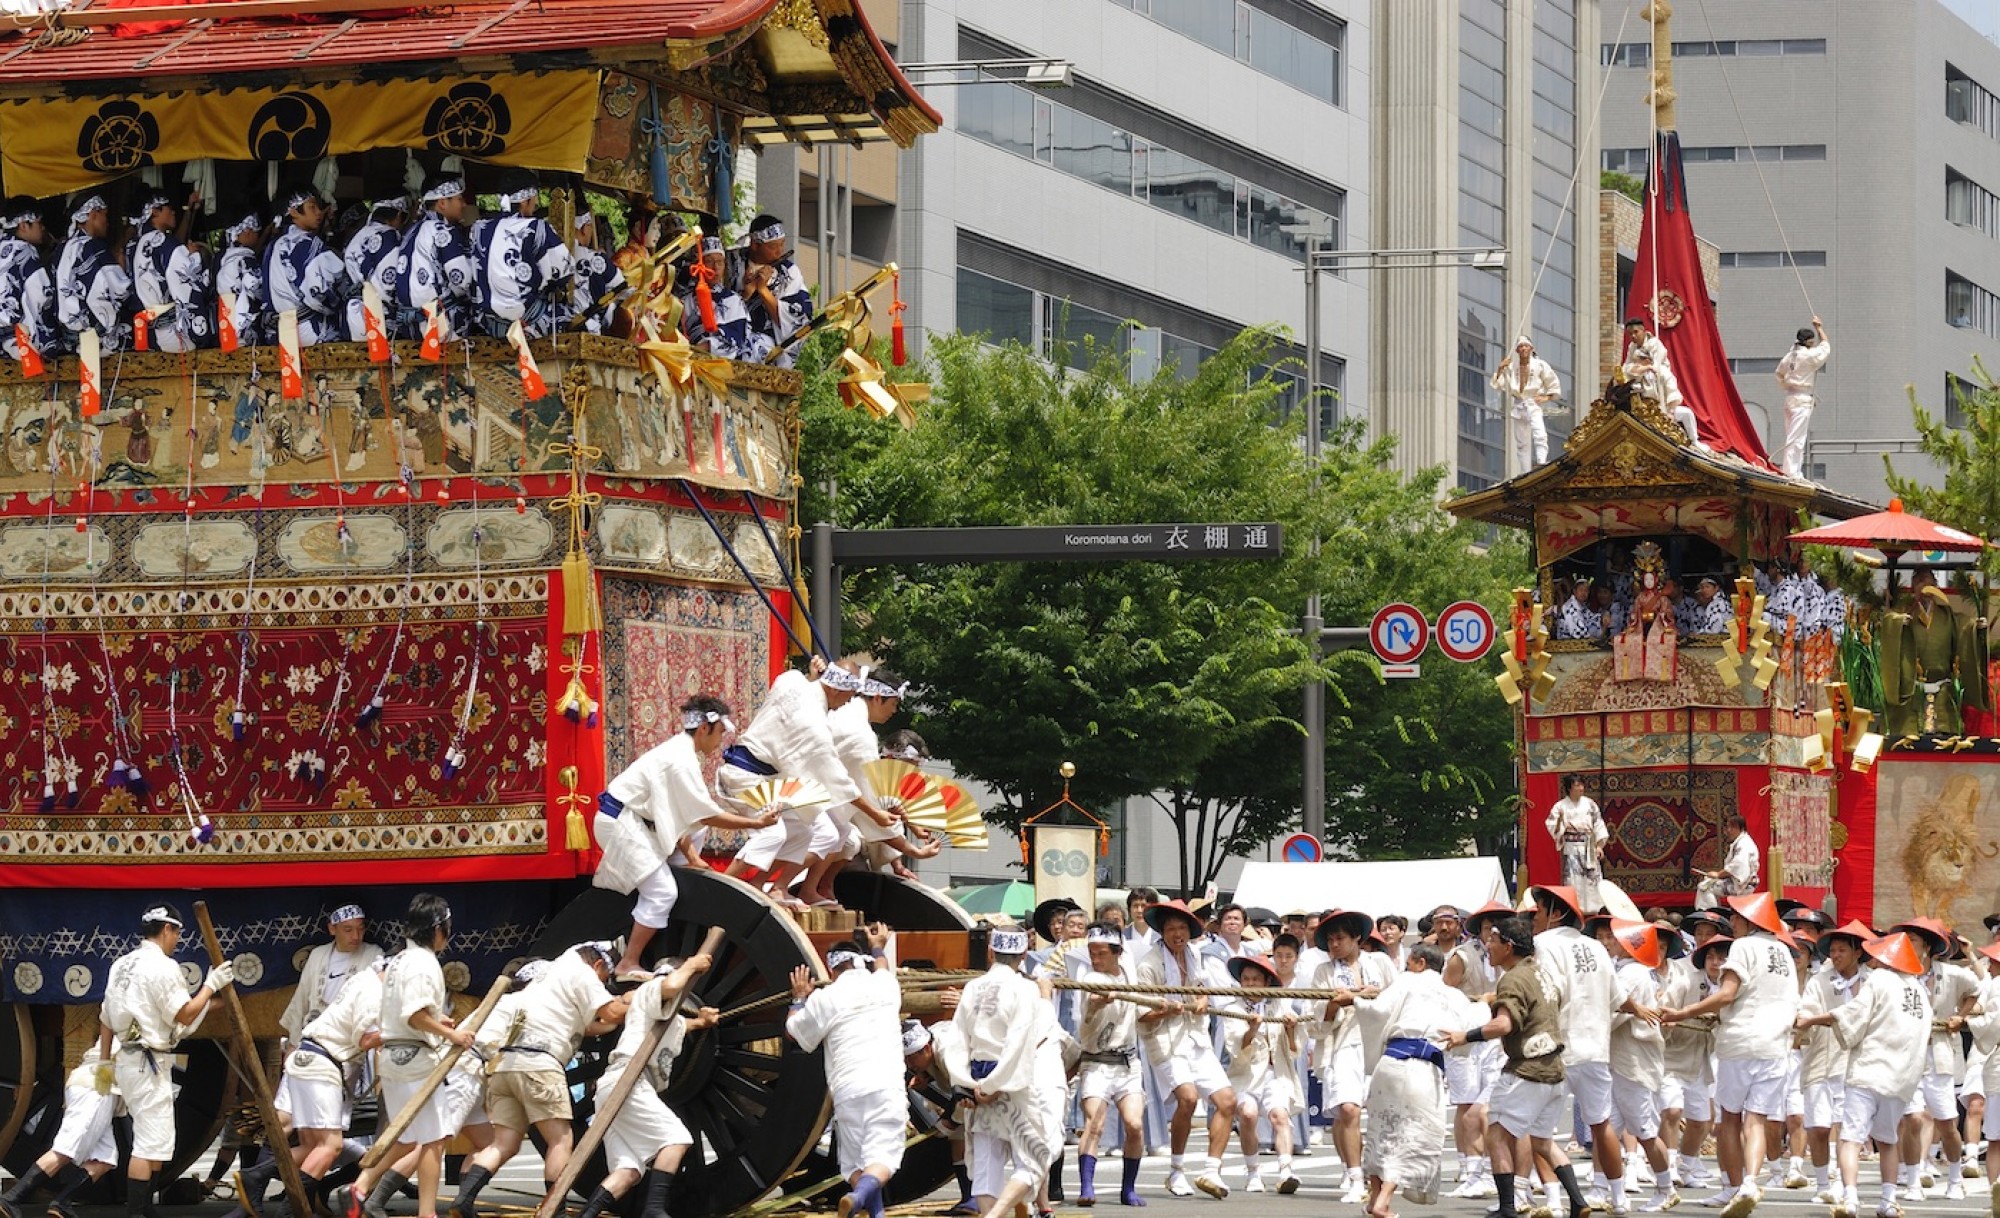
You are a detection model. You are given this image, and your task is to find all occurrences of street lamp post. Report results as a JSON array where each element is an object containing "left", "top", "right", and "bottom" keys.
[{"left": 1297, "top": 242, "right": 1506, "bottom": 842}]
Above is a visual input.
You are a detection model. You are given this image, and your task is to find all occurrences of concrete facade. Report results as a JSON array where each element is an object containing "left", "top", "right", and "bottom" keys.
[
  {"left": 1600, "top": 0, "right": 2000, "bottom": 499},
  {"left": 1371, "top": 0, "right": 1603, "bottom": 491},
  {"left": 886, "top": 0, "right": 1368, "bottom": 418}
]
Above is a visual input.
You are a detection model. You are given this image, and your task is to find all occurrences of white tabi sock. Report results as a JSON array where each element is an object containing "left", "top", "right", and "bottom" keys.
[{"left": 1611, "top": 1177, "right": 1628, "bottom": 1205}]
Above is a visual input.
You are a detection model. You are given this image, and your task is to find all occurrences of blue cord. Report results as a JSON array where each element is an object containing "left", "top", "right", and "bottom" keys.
[
  {"left": 678, "top": 480, "right": 818, "bottom": 659},
  {"left": 741, "top": 490, "right": 830, "bottom": 659}
]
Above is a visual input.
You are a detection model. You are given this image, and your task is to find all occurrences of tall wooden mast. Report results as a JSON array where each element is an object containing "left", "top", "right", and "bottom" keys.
[{"left": 1643, "top": 1, "right": 1676, "bottom": 130}]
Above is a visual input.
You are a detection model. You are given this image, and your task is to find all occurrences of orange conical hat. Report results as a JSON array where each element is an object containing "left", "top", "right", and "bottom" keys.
[
  {"left": 1865, "top": 931, "right": 1924, "bottom": 976},
  {"left": 1610, "top": 918, "right": 1664, "bottom": 969},
  {"left": 1726, "top": 891, "right": 1786, "bottom": 937}
]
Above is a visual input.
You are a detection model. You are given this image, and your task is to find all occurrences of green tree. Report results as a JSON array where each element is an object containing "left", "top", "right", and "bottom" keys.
[
  {"left": 1884, "top": 361, "right": 2000, "bottom": 608},
  {"left": 798, "top": 328, "right": 1521, "bottom": 890}
]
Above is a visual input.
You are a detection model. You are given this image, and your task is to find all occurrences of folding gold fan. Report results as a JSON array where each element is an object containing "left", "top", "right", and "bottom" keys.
[
  {"left": 898, "top": 774, "right": 987, "bottom": 848},
  {"left": 734, "top": 775, "right": 831, "bottom": 813},
  {"left": 862, "top": 758, "right": 921, "bottom": 806}
]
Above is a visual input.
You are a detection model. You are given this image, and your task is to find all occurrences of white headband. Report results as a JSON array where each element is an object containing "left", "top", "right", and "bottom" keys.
[
  {"left": 370, "top": 196, "right": 409, "bottom": 215},
  {"left": 282, "top": 188, "right": 318, "bottom": 214},
  {"left": 2, "top": 206, "right": 42, "bottom": 229},
  {"left": 141, "top": 905, "right": 183, "bottom": 928},
  {"left": 827, "top": 948, "right": 869, "bottom": 971},
  {"left": 700, "top": 235, "right": 724, "bottom": 254},
  {"left": 682, "top": 708, "right": 737, "bottom": 732},
  {"left": 512, "top": 959, "right": 548, "bottom": 985},
  {"left": 423, "top": 179, "right": 465, "bottom": 203},
  {"left": 862, "top": 678, "right": 909, "bottom": 699},
  {"left": 990, "top": 928, "right": 1031, "bottom": 956},
  {"left": 328, "top": 904, "right": 365, "bottom": 925},
  {"left": 820, "top": 666, "right": 864, "bottom": 693},
  {"left": 228, "top": 213, "right": 262, "bottom": 239},
  {"left": 499, "top": 186, "right": 537, "bottom": 208},
  {"left": 136, "top": 195, "right": 172, "bottom": 226},
  {"left": 1085, "top": 926, "right": 1124, "bottom": 947},
  {"left": 575, "top": 212, "right": 596, "bottom": 232},
  {"left": 70, "top": 195, "right": 105, "bottom": 227},
  {"left": 750, "top": 221, "right": 785, "bottom": 242},
  {"left": 882, "top": 743, "right": 925, "bottom": 762},
  {"left": 575, "top": 940, "right": 616, "bottom": 966},
  {"left": 900, "top": 1019, "right": 932, "bottom": 1054}
]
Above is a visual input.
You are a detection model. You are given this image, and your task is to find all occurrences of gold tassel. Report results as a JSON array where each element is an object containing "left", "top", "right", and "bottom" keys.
[
  {"left": 561, "top": 551, "right": 601, "bottom": 636},
  {"left": 566, "top": 804, "right": 590, "bottom": 850}
]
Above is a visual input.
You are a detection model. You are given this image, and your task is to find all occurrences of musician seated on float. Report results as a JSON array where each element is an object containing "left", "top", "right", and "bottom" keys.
[{"left": 730, "top": 215, "right": 812, "bottom": 368}]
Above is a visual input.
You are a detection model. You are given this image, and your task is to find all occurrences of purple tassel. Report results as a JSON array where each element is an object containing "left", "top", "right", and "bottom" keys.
[
  {"left": 357, "top": 695, "right": 384, "bottom": 727},
  {"left": 563, "top": 702, "right": 582, "bottom": 724},
  {"left": 585, "top": 707, "right": 600, "bottom": 730},
  {"left": 190, "top": 815, "right": 215, "bottom": 845},
  {"left": 126, "top": 769, "right": 149, "bottom": 798},
  {"left": 231, "top": 710, "right": 246, "bottom": 742},
  {"left": 294, "top": 760, "right": 314, "bottom": 783},
  {"left": 441, "top": 747, "right": 464, "bottom": 780},
  {"left": 37, "top": 781, "right": 55, "bottom": 814},
  {"left": 108, "top": 758, "right": 128, "bottom": 789},
  {"left": 62, "top": 778, "right": 79, "bottom": 809}
]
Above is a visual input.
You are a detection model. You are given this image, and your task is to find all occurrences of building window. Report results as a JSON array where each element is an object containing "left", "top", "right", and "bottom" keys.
[
  {"left": 1947, "top": 269, "right": 2000, "bottom": 336},
  {"left": 1947, "top": 166, "right": 2000, "bottom": 239},
  {"left": 1113, "top": 0, "right": 1345, "bottom": 106},
  {"left": 956, "top": 269, "right": 1036, "bottom": 348},
  {"left": 1718, "top": 251, "right": 1828, "bottom": 268},
  {"left": 1948, "top": 63, "right": 2000, "bottom": 141},
  {"left": 1947, "top": 373, "right": 1973, "bottom": 429},
  {"left": 1602, "top": 144, "right": 1825, "bottom": 172},
  {"left": 958, "top": 78, "right": 1343, "bottom": 262},
  {"left": 1604, "top": 38, "right": 1824, "bottom": 65}
]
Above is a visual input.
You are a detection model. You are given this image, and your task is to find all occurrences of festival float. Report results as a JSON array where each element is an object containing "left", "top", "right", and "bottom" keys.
[
  {"left": 1448, "top": 9, "right": 2000, "bottom": 933},
  {"left": 0, "top": 2, "right": 986, "bottom": 1212}
]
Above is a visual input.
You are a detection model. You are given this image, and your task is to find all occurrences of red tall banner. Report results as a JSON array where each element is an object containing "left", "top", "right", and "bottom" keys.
[{"left": 1628, "top": 132, "right": 1774, "bottom": 468}]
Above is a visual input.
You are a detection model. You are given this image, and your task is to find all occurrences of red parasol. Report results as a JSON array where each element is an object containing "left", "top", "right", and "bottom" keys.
[{"left": 1788, "top": 498, "right": 1991, "bottom": 554}]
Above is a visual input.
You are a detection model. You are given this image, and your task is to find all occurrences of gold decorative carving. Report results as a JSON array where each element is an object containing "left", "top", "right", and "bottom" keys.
[{"left": 768, "top": 0, "right": 831, "bottom": 48}]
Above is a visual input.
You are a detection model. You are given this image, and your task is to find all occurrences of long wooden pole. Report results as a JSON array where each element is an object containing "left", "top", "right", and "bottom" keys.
[
  {"left": 358, "top": 972, "right": 514, "bottom": 1170},
  {"left": 192, "top": 902, "right": 313, "bottom": 1218},
  {"left": 534, "top": 927, "right": 730, "bottom": 1218}
]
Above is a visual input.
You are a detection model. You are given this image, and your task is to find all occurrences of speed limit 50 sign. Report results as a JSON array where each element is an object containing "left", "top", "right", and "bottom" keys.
[{"left": 1435, "top": 600, "right": 1496, "bottom": 663}]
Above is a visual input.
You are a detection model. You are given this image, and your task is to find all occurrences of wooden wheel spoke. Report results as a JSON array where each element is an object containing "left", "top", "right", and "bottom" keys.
[
  {"left": 711, "top": 1065, "right": 774, "bottom": 1105},
  {"left": 714, "top": 1019, "right": 783, "bottom": 1044},
  {"left": 715, "top": 1047, "right": 779, "bottom": 1072},
  {"left": 698, "top": 953, "right": 759, "bottom": 1005}
]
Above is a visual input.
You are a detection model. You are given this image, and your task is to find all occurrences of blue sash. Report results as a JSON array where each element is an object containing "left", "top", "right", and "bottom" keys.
[
  {"left": 722, "top": 744, "right": 777, "bottom": 776},
  {"left": 1383, "top": 1036, "right": 1446, "bottom": 1071}
]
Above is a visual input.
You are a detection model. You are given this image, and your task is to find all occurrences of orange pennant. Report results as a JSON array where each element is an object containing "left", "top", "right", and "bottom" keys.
[
  {"left": 507, "top": 320, "right": 546, "bottom": 399},
  {"left": 15, "top": 326, "right": 42, "bottom": 378},
  {"left": 361, "top": 284, "right": 390, "bottom": 364},
  {"left": 77, "top": 329, "right": 101, "bottom": 418},
  {"left": 418, "top": 302, "right": 445, "bottom": 362},
  {"left": 216, "top": 296, "right": 239, "bottom": 353},
  {"left": 132, "top": 310, "right": 151, "bottom": 352},
  {"left": 276, "top": 310, "right": 304, "bottom": 400}
]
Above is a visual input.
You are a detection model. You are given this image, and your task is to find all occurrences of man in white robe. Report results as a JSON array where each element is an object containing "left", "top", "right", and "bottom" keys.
[
  {"left": 1491, "top": 337, "right": 1561, "bottom": 472},
  {"left": 787, "top": 927, "right": 907, "bottom": 1218},
  {"left": 952, "top": 925, "right": 1066, "bottom": 1218},
  {"left": 597, "top": 695, "right": 780, "bottom": 977},
  {"left": 1355, "top": 945, "right": 1470, "bottom": 1217},
  {"left": 1774, "top": 317, "right": 1829, "bottom": 480}
]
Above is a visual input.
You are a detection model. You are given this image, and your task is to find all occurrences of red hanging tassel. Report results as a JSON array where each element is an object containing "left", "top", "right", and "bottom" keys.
[
  {"left": 691, "top": 259, "right": 718, "bottom": 334},
  {"left": 890, "top": 270, "right": 907, "bottom": 367}
]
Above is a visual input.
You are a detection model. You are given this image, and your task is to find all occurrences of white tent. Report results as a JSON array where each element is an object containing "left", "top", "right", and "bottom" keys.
[{"left": 1231, "top": 858, "right": 1511, "bottom": 922}]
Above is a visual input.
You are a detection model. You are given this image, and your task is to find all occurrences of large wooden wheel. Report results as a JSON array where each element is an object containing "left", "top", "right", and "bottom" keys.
[
  {"left": 531, "top": 869, "right": 830, "bottom": 1218},
  {"left": 0, "top": 1006, "right": 229, "bottom": 1200}
]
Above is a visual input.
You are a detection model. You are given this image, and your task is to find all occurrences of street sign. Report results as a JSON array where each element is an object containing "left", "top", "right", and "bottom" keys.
[
  {"left": 829, "top": 523, "right": 1284, "bottom": 564},
  {"left": 1382, "top": 663, "right": 1421, "bottom": 679},
  {"left": 1281, "top": 833, "right": 1323, "bottom": 863},
  {"left": 1435, "top": 600, "right": 1497, "bottom": 663},
  {"left": 1369, "top": 602, "right": 1429, "bottom": 665}
]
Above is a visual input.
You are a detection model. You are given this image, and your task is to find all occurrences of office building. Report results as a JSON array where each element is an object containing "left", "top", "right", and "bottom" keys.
[
  {"left": 1600, "top": 1, "right": 2000, "bottom": 496},
  {"left": 1372, "top": 0, "right": 1603, "bottom": 491}
]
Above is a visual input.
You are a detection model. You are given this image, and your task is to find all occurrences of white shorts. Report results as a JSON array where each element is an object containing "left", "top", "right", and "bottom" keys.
[
  {"left": 1983, "top": 1100, "right": 2000, "bottom": 1142},
  {"left": 1235, "top": 1069, "right": 1301, "bottom": 1117},
  {"left": 833, "top": 1087, "right": 908, "bottom": 1178},
  {"left": 1715, "top": 1056, "right": 1789, "bottom": 1118},
  {"left": 807, "top": 808, "right": 862, "bottom": 862},
  {"left": 1841, "top": 1085, "right": 1907, "bottom": 1146},
  {"left": 1611, "top": 1074, "right": 1662, "bottom": 1140},
  {"left": 604, "top": 1085, "right": 693, "bottom": 1175},
  {"left": 274, "top": 1072, "right": 348, "bottom": 1132},
  {"left": 116, "top": 1050, "right": 177, "bottom": 1162},
  {"left": 438, "top": 1068, "right": 489, "bottom": 1137},
  {"left": 1665, "top": 1075, "right": 1713, "bottom": 1123},
  {"left": 1320, "top": 1043, "right": 1367, "bottom": 1108},
  {"left": 1568, "top": 1060, "right": 1615, "bottom": 1127},
  {"left": 732, "top": 809, "right": 815, "bottom": 870},
  {"left": 1906, "top": 1072, "right": 1956, "bottom": 1120},
  {"left": 1163, "top": 1042, "right": 1231, "bottom": 1101},
  {"left": 50, "top": 1082, "right": 117, "bottom": 1165},
  {"left": 632, "top": 863, "right": 680, "bottom": 929},
  {"left": 1078, "top": 1058, "right": 1142, "bottom": 1105},
  {"left": 1784, "top": 1053, "right": 1805, "bottom": 1118},
  {"left": 380, "top": 1073, "right": 448, "bottom": 1146},
  {"left": 1447, "top": 1044, "right": 1502, "bottom": 1106},
  {"left": 1804, "top": 1079, "right": 1845, "bottom": 1130},
  {"left": 1492, "top": 1073, "right": 1568, "bottom": 1140}
]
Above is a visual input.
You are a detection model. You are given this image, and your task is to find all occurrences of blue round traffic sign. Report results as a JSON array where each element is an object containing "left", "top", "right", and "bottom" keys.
[
  {"left": 1436, "top": 600, "right": 1496, "bottom": 662},
  {"left": 1281, "top": 833, "right": 1323, "bottom": 863},
  {"left": 1370, "top": 602, "right": 1429, "bottom": 665}
]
